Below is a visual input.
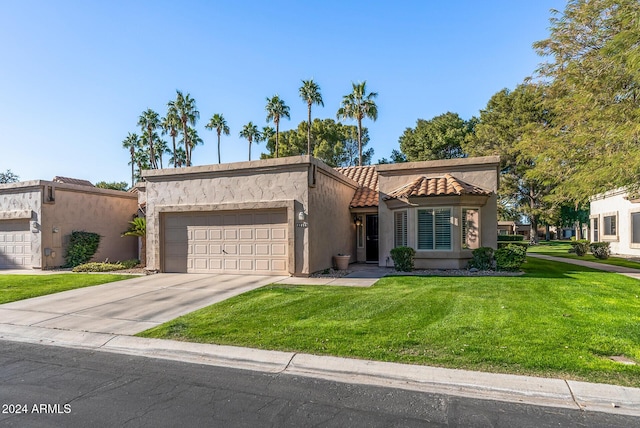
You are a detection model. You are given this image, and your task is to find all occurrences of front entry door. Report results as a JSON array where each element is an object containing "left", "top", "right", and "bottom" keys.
[{"left": 366, "top": 214, "right": 379, "bottom": 262}]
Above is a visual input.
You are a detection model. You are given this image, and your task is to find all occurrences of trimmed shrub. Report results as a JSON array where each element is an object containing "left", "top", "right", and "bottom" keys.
[
  {"left": 468, "top": 247, "right": 494, "bottom": 270},
  {"left": 72, "top": 259, "right": 140, "bottom": 272},
  {"left": 497, "top": 241, "right": 529, "bottom": 249},
  {"left": 590, "top": 242, "right": 611, "bottom": 260},
  {"left": 570, "top": 239, "right": 590, "bottom": 256},
  {"left": 495, "top": 244, "right": 527, "bottom": 272},
  {"left": 497, "top": 235, "right": 525, "bottom": 242},
  {"left": 64, "top": 231, "right": 101, "bottom": 268},
  {"left": 390, "top": 246, "right": 415, "bottom": 272}
]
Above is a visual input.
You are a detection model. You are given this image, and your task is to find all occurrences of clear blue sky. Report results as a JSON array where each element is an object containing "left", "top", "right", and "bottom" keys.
[{"left": 0, "top": 0, "right": 565, "bottom": 185}]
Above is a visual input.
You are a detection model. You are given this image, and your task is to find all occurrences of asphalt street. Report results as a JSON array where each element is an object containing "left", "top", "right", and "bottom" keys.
[{"left": 1, "top": 340, "right": 637, "bottom": 427}]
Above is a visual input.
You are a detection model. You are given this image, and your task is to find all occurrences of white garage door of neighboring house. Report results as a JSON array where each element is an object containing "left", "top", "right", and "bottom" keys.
[
  {"left": 0, "top": 219, "right": 32, "bottom": 269},
  {"left": 163, "top": 210, "right": 288, "bottom": 275}
]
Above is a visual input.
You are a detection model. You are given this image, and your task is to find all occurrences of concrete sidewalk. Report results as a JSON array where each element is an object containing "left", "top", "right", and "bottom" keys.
[
  {"left": 528, "top": 253, "right": 640, "bottom": 280},
  {"left": 0, "top": 323, "right": 639, "bottom": 417}
]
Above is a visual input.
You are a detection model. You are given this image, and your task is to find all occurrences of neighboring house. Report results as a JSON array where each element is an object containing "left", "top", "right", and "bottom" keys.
[
  {"left": 0, "top": 178, "right": 138, "bottom": 269},
  {"left": 140, "top": 155, "right": 499, "bottom": 275},
  {"left": 497, "top": 221, "right": 531, "bottom": 240},
  {"left": 590, "top": 187, "right": 640, "bottom": 256}
]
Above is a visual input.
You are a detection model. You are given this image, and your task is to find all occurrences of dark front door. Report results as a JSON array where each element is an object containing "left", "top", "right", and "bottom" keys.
[{"left": 366, "top": 214, "right": 379, "bottom": 262}]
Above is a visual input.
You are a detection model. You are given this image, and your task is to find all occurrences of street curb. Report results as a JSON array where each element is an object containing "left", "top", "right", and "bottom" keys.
[{"left": 1, "top": 323, "right": 639, "bottom": 417}]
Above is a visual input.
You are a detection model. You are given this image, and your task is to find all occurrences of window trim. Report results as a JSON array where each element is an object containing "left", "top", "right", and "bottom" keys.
[
  {"left": 416, "top": 207, "right": 452, "bottom": 251},
  {"left": 601, "top": 211, "right": 618, "bottom": 242}
]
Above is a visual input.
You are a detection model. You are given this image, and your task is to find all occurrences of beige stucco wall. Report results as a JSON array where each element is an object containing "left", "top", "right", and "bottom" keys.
[
  {"left": 0, "top": 181, "right": 43, "bottom": 268},
  {"left": 40, "top": 185, "right": 138, "bottom": 267},
  {"left": 142, "top": 157, "right": 316, "bottom": 274},
  {"left": 308, "top": 164, "right": 358, "bottom": 273},
  {"left": 590, "top": 188, "right": 640, "bottom": 256},
  {"left": 377, "top": 156, "right": 500, "bottom": 269}
]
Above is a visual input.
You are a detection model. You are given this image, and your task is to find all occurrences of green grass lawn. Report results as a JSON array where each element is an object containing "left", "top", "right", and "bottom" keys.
[
  {"left": 139, "top": 258, "right": 640, "bottom": 387},
  {"left": 528, "top": 241, "right": 640, "bottom": 269},
  {"left": 0, "top": 274, "right": 134, "bottom": 304}
]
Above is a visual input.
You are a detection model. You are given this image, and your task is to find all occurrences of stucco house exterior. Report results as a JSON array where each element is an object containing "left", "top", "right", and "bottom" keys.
[
  {"left": 140, "top": 155, "right": 499, "bottom": 275},
  {"left": 590, "top": 187, "right": 640, "bottom": 256},
  {"left": 0, "top": 178, "right": 139, "bottom": 269}
]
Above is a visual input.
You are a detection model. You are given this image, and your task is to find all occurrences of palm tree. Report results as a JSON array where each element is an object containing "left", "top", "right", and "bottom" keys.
[
  {"left": 154, "top": 139, "right": 170, "bottom": 169},
  {"left": 205, "top": 113, "right": 230, "bottom": 164},
  {"left": 239, "top": 122, "right": 261, "bottom": 161},
  {"left": 138, "top": 109, "right": 161, "bottom": 169},
  {"left": 122, "top": 217, "right": 146, "bottom": 266},
  {"left": 184, "top": 126, "right": 203, "bottom": 163},
  {"left": 265, "top": 95, "right": 290, "bottom": 158},
  {"left": 299, "top": 79, "right": 324, "bottom": 155},
  {"left": 170, "top": 90, "right": 199, "bottom": 166},
  {"left": 122, "top": 133, "right": 140, "bottom": 188},
  {"left": 169, "top": 147, "right": 187, "bottom": 167},
  {"left": 161, "top": 104, "right": 180, "bottom": 168},
  {"left": 337, "top": 81, "right": 378, "bottom": 166}
]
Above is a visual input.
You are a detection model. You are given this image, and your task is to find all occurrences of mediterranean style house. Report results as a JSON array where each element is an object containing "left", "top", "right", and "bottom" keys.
[
  {"left": 590, "top": 188, "right": 640, "bottom": 257},
  {"left": 139, "top": 155, "right": 500, "bottom": 275},
  {"left": 0, "top": 177, "right": 138, "bottom": 269}
]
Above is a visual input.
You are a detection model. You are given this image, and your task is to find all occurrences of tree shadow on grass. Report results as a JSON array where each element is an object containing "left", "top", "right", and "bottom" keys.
[{"left": 522, "top": 257, "right": 612, "bottom": 279}]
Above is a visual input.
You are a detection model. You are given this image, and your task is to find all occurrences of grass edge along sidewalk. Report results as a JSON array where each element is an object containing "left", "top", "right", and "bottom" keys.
[
  {"left": 139, "top": 257, "right": 640, "bottom": 388},
  {"left": 0, "top": 274, "right": 134, "bottom": 304}
]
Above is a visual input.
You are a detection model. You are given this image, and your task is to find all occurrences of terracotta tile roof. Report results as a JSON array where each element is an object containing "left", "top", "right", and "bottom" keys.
[
  {"left": 335, "top": 166, "right": 379, "bottom": 208},
  {"left": 384, "top": 174, "right": 491, "bottom": 200},
  {"left": 52, "top": 176, "right": 94, "bottom": 187}
]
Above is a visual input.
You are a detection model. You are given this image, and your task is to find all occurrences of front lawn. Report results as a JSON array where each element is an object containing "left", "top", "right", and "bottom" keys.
[
  {"left": 0, "top": 274, "right": 134, "bottom": 304},
  {"left": 139, "top": 258, "right": 640, "bottom": 387},
  {"left": 528, "top": 241, "right": 640, "bottom": 269}
]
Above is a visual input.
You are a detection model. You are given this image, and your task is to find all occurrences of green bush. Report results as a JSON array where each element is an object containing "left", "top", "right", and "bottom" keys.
[
  {"left": 497, "top": 235, "right": 525, "bottom": 242},
  {"left": 590, "top": 242, "right": 611, "bottom": 260},
  {"left": 64, "top": 231, "right": 101, "bottom": 268},
  {"left": 468, "top": 247, "right": 494, "bottom": 270},
  {"left": 495, "top": 244, "right": 528, "bottom": 271},
  {"left": 497, "top": 241, "right": 529, "bottom": 249},
  {"left": 570, "top": 239, "right": 591, "bottom": 256},
  {"left": 72, "top": 259, "right": 139, "bottom": 272},
  {"left": 390, "top": 246, "right": 416, "bottom": 272}
]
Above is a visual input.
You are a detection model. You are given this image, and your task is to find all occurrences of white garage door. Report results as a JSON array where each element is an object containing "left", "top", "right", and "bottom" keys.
[
  {"left": 163, "top": 210, "right": 288, "bottom": 275},
  {"left": 0, "top": 220, "right": 32, "bottom": 269}
]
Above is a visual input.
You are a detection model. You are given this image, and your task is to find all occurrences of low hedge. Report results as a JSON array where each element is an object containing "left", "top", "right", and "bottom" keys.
[
  {"left": 497, "top": 241, "right": 529, "bottom": 249},
  {"left": 570, "top": 239, "right": 590, "bottom": 256},
  {"left": 495, "top": 244, "right": 527, "bottom": 271},
  {"left": 64, "top": 231, "right": 101, "bottom": 268},
  {"left": 72, "top": 259, "right": 139, "bottom": 272},
  {"left": 497, "top": 235, "right": 525, "bottom": 242},
  {"left": 468, "top": 247, "right": 494, "bottom": 270},
  {"left": 390, "top": 246, "right": 416, "bottom": 272}
]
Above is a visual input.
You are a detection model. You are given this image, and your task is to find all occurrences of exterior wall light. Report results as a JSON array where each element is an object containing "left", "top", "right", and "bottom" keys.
[
  {"left": 354, "top": 216, "right": 362, "bottom": 226},
  {"left": 297, "top": 211, "right": 307, "bottom": 221}
]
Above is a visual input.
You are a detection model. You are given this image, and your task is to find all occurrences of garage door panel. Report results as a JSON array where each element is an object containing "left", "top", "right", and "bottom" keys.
[
  {"left": 0, "top": 219, "right": 32, "bottom": 269},
  {"left": 163, "top": 210, "right": 288, "bottom": 275}
]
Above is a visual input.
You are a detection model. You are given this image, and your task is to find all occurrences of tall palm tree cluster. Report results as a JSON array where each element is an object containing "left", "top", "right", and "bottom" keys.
[{"left": 123, "top": 81, "right": 377, "bottom": 187}]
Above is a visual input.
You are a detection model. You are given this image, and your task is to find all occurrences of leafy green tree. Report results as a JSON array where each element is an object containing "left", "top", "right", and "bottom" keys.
[
  {"left": 531, "top": 0, "right": 640, "bottom": 202},
  {"left": 137, "top": 109, "right": 161, "bottom": 169},
  {"left": 95, "top": 181, "right": 129, "bottom": 191},
  {"left": 170, "top": 90, "right": 199, "bottom": 166},
  {"left": 299, "top": 79, "right": 324, "bottom": 156},
  {"left": 337, "top": 81, "right": 378, "bottom": 166},
  {"left": 399, "top": 113, "right": 473, "bottom": 161},
  {"left": 377, "top": 149, "right": 407, "bottom": 164},
  {"left": 265, "top": 95, "right": 290, "bottom": 158},
  {"left": 205, "top": 113, "right": 230, "bottom": 164},
  {"left": 239, "top": 122, "right": 261, "bottom": 161},
  {"left": 121, "top": 132, "right": 140, "bottom": 187},
  {"left": 161, "top": 104, "right": 181, "bottom": 168},
  {"left": 464, "top": 84, "right": 553, "bottom": 242},
  {"left": 121, "top": 217, "right": 146, "bottom": 266},
  {"left": 0, "top": 169, "right": 19, "bottom": 183}
]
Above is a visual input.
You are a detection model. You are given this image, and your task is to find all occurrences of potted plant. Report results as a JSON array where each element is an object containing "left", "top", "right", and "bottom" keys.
[{"left": 333, "top": 253, "right": 350, "bottom": 270}]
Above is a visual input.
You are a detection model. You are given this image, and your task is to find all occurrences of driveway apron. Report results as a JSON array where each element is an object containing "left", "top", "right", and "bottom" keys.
[{"left": 0, "top": 274, "right": 284, "bottom": 335}]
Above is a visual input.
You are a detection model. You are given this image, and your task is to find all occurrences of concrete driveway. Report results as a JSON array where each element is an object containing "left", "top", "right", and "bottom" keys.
[{"left": 0, "top": 274, "right": 284, "bottom": 335}]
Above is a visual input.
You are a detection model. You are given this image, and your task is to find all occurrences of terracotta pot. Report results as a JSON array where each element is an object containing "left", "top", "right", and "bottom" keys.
[{"left": 334, "top": 255, "right": 351, "bottom": 270}]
